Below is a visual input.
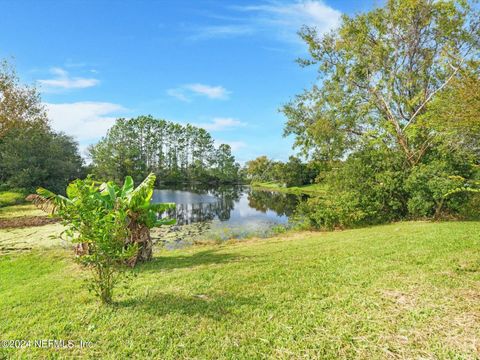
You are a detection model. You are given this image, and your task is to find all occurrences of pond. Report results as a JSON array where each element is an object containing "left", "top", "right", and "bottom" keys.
[{"left": 151, "top": 185, "right": 303, "bottom": 248}]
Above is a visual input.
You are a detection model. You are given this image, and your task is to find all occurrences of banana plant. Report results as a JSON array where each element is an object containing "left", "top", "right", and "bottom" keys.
[
  {"left": 29, "top": 173, "right": 175, "bottom": 304},
  {"left": 30, "top": 173, "right": 175, "bottom": 264}
]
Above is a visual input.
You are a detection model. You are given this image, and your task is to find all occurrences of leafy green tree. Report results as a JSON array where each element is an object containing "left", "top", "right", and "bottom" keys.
[
  {"left": 283, "top": 0, "right": 479, "bottom": 166},
  {"left": 30, "top": 173, "right": 175, "bottom": 304},
  {"left": 245, "top": 156, "right": 275, "bottom": 182},
  {"left": 284, "top": 0, "right": 480, "bottom": 228},
  {"left": 0, "top": 60, "right": 48, "bottom": 138},
  {"left": 0, "top": 126, "right": 84, "bottom": 193},
  {"left": 280, "top": 156, "right": 316, "bottom": 187},
  {"left": 425, "top": 68, "right": 480, "bottom": 160},
  {"left": 0, "top": 59, "right": 84, "bottom": 192},
  {"left": 212, "top": 144, "right": 240, "bottom": 183}
]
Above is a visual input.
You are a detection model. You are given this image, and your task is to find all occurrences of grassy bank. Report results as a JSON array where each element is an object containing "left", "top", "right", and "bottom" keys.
[
  {"left": 1, "top": 221, "right": 479, "bottom": 358},
  {"left": 251, "top": 182, "right": 326, "bottom": 196}
]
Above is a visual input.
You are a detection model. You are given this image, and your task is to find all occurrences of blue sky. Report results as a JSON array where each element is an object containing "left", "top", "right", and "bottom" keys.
[{"left": 1, "top": 0, "right": 374, "bottom": 163}]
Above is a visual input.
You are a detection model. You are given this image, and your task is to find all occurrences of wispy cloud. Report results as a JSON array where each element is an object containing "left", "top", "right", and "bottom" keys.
[
  {"left": 185, "top": 83, "right": 230, "bottom": 99},
  {"left": 190, "top": 25, "right": 255, "bottom": 40},
  {"left": 195, "top": 117, "right": 246, "bottom": 131},
  {"left": 193, "top": 0, "right": 341, "bottom": 43},
  {"left": 45, "top": 101, "right": 126, "bottom": 142},
  {"left": 166, "top": 88, "right": 191, "bottom": 102},
  {"left": 38, "top": 67, "right": 99, "bottom": 91},
  {"left": 167, "top": 83, "right": 231, "bottom": 101}
]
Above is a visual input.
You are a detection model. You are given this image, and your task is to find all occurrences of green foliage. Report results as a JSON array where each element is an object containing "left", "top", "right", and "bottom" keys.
[
  {"left": 0, "top": 59, "right": 84, "bottom": 193},
  {"left": 246, "top": 155, "right": 319, "bottom": 187},
  {"left": 404, "top": 163, "right": 477, "bottom": 218},
  {"left": 283, "top": 0, "right": 479, "bottom": 166},
  {"left": 245, "top": 156, "right": 274, "bottom": 182},
  {"left": 89, "top": 116, "right": 242, "bottom": 185},
  {"left": 0, "top": 125, "right": 84, "bottom": 193},
  {"left": 210, "top": 144, "right": 240, "bottom": 183},
  {"left": 424, "top": 68, "right": 480, "bottom": 159},
  {"left": 296, "top": 144, "right": 479, "bottom": 229},
  {"left": 283, "top": 0, "right": 480, "bottom": 229},
  {"left": 296, "top": 192, "right": 367, "bottom": 230},
  {"left": 35, "top": 173, "right": 175, "bottom": 304},
  {"left": 296, "top": 147, "right": 408, "bottom": 229},
  {"left": 0, "top": 191, "right": 26, "bottom": 207},
  {"left": 0, "top": 59, "right": 48, "bottom": 138},
  {"left": 280, "top": 156, "right": 317, "bottom": 187}
]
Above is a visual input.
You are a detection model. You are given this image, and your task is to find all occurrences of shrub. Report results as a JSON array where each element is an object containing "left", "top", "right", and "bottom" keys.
[
  {"left": 0, "top": 191, "right": 26, "bottom": 207},
  {"left": 31, "top": 173, "right": 174, "bottom": 304},
  {"left": 293, "top": 146, "right": 479, "bottom": 230},
  {"left": 296, "top": 147, "right": 408, "bottom": 229},
  {"left": 295, "top": 192, "right": 368, "bottom": 230}
]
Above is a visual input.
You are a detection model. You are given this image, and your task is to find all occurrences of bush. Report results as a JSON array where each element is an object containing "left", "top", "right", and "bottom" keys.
[
  {"left": 295, "top": 192, "right": 368, "bottom": 230},
  {"left": 0, "top": 125, "right": 84, "bottom": 193},
  {"left": 459, "top": 193, "right": 480, "bottom": 220},
  {"left": 294, "top": 146, "right": 479, "bottom": 230},
  {"left": 299, "top": 147, "right": 408, "bottom": 229},
  {"left": 32, "top": 173, "right": 174, "bottom": 304},
  {"left": 0, "top": 191, "right": 26, "bottom": 207}
]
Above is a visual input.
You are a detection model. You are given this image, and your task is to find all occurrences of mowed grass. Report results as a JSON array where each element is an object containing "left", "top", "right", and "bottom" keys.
[
  {"left": 252, "top": 182, "right": 326, "bottom": 196},
  {"left": 0, "top": 221, "right": 479, "bottom": 359}
]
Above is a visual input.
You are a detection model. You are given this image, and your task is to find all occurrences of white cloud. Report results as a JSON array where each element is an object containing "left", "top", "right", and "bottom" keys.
[
  {"left": 38, "top": 67, "right": 99, "bottom": 91},
  {"left": 215, "top": 139, "right": 248, "bottom": 151},
  {"left": 167, "top": 83, "right": 231, "bottom": 101},
  {"left": 195, "top": 0, "right": 341, "bottom": 43},
  {"left": 166, "top": 88, "right": 191, "bottom": 102},
  {"left": 45, "top": 101, "right": 126, "bottom": 142},
  {"left": 185, "top": 83, "right": 230, "bottom": 99},
  {"left": 196, "top": 117, "right": 246, "bottom": 131}
]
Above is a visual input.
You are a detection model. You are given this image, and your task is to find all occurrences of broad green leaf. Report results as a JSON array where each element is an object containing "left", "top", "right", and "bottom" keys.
[{"left": 121, "top": 176, "right": 134, "bottom": 197}]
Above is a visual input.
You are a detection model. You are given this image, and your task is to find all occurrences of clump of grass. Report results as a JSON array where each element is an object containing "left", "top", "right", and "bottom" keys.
[{"left": 0, "top": 191, "right": 27, "bottom": 208}]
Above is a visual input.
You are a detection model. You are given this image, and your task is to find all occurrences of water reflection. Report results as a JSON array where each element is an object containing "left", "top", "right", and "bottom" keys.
[
  {"left": 247, "top": 190, "right": 301, "bottom": 217},
  {"left": 152, "top": 185, "right": 301, "bottom": 226}
]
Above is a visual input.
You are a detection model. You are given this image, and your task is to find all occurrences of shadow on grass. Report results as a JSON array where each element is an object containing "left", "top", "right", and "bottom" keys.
[
  {"left": 120, "top": 250, "right": 255, "bottom": 319},
  {"left": 137, "top": 249, "right": 242, "bottom": 272},
  {"left": 115, "top": 292, "right": 260, "bottom": 320}
]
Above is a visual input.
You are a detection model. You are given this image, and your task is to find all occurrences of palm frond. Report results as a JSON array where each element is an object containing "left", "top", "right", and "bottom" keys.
[{"left": 27, "top": 187, "right": 71, "bottom": 214}]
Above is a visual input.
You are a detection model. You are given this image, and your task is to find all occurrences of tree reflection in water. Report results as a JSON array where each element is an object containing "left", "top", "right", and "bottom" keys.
[
  {"left": 247, "top": 190, "right": 303, "bottom": 217},
  {"left": 153, "top": 185, "right": 303, "bottom": 226}
]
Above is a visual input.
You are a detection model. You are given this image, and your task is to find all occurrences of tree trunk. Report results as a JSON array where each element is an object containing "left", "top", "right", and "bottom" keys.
[{"left": 125, "top": 219, "right": 153, "bottom": 267}]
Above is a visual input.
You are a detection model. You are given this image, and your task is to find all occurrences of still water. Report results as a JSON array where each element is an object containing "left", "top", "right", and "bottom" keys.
[{"left": 151, "top": 185, "right": 302, "bottom": 246}]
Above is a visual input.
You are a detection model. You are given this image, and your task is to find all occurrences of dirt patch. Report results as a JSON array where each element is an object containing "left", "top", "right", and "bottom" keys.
[{"left": 0, "top": 216, "right": 59, "bottom": 229}]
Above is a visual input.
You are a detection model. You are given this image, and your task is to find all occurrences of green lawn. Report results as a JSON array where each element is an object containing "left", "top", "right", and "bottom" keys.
[
  {"left": 0, "top": 221, "right": 479, "bottom": 359},
  {"left": 252, "top": 181, "right": 326, "bottom": 196}
]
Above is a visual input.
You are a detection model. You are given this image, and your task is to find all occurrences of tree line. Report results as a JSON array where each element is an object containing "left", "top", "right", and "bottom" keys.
[
  {"left": 0, "top": 62, "right": 242, "bottom": 195},
  {"left": 89, "top": 116, "right": 242, "bottom": 185}
]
